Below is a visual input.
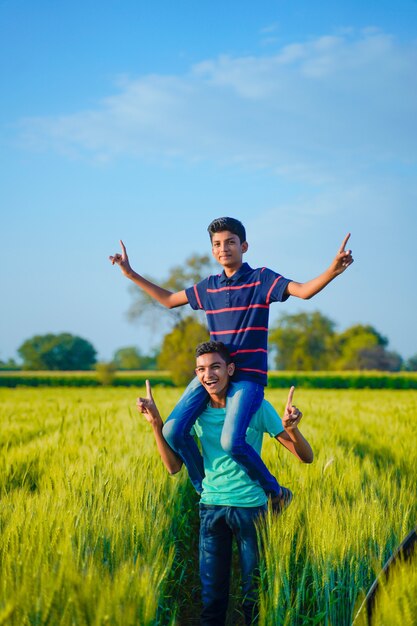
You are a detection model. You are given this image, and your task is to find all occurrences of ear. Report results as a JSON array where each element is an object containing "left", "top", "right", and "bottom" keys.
[
  {"left": 241, "top": 241, "right": 249, "bottom": 254},
  {"left": 227, "top": 362, "right": 236, "bottom": 376}
]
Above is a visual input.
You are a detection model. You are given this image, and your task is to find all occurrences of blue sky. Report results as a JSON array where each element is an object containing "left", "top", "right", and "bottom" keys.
[{"left": 1, "top": 0, "right": 417, "bottom": 363}]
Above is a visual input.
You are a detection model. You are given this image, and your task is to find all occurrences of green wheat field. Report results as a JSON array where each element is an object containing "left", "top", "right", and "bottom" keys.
[{"left": 1, "top": 386, "right": 416, "bottom": 625}]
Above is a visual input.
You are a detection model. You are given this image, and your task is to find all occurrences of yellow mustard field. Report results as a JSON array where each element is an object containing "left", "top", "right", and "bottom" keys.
[{"left": 0, "top": 387, "right": 416, "bottom": 625}]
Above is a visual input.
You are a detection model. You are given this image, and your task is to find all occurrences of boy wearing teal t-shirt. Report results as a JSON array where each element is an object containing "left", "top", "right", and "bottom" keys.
[{"left": 137, "top": 341, "right": 313, "bottom": 625}]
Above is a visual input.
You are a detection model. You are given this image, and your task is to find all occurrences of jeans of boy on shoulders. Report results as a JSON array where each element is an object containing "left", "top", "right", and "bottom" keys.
[
  {"left": 162, "top": 377, "right": 282, "bottom": 498},
  {"left": 162, "top": 376, "right": 208, "bottom": 493},
  {"left": 199, "top": 503, "right": 267, "bottom": 626}
]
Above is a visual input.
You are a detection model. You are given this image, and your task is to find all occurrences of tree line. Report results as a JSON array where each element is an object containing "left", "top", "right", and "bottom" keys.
[{"left": 2, "top": 254, "right": 416, "bottom": 379}]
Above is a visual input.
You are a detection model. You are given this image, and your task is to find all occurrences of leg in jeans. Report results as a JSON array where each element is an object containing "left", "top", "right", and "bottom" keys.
[
  {"left": 220, "top": 381, "right": 282, "bottom": 498},
  {"left": 162, "top": 376, "right": 208, "bottom": 493},
  {"left": 229, "top": 505, "right": 267, "bottom": 626},
  {"left": 199, "top": 504, "right": 233, "bottom": 626}
]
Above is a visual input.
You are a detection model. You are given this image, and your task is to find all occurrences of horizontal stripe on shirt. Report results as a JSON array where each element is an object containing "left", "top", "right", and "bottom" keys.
[
  {"left": 207, "top": 281, "right": 261, "bottom": 293},
  {"left": 239, "top": 367, "right": 268, "bottom": 375},
  {"left": 210, "top": 326, "right": 268, "bottom": 336},
  {"left": 205, "top": 304, "right": 269, "bottom": 314},
  {"left": 230, "top": 348, "right": 268, "bottom": 355}
]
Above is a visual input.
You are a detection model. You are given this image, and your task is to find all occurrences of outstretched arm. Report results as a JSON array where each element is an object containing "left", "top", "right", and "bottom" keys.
[
  {"left": 109, "top": 240, "right": 189, "bottom": 309},
  {"left": 136, "top": 380, "right": 183, "bottom": 474},
  {"left": 275, "top": 387, "right": 313, "bottom": 463},
  {"left": 286, "top": 233, "right": 353, "bottom": 300}
]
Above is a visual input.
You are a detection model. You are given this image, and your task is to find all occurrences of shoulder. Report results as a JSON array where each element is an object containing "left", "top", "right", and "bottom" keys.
[{"left": 252, "top": 399, "right": 283, "bottom": 433}]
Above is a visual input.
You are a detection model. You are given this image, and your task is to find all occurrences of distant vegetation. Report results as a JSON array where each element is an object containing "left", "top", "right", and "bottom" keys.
[{"left": 1, "top": 251, "right": 415, "bottom": 378}]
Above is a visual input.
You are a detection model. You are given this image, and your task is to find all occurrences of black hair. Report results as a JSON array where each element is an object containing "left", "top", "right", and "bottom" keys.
[
  {"left": 195, "top": 341, "right": 232, "bottom": 364},
  {"left": 207, "top": 217, "right": 246, "bottom": 244}
]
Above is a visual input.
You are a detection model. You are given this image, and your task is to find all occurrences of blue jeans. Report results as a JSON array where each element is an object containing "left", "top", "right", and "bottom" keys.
[
  {"left": 199, "top": 503, "right": 267, "bottom": 625},
  {"left": 162, "top": 378, "right": 282, "bottom": 497}
]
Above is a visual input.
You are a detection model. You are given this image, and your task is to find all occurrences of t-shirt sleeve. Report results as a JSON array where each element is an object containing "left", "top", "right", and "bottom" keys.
[
  {"left": 261, "top": 268, "right": 292, "bottom": 304},
  {"left": 257, "top": 399, "right": 284, "bottom": 437},
  {"left": 185, "top": 278, "right": 209, "bottom": 311}
]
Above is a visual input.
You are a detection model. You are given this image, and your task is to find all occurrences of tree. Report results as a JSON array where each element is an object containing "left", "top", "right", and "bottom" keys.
[
  {"left": 18, "top": 333, "right": 97, "bottom": 370},
  {"left": 269, "top": 311, "right": 336, "bottom": 370},
  {"left": 404, "top": 354, "right": 417, "bottom": 371},
  {"left": 331, "top": 324, "right": 401, "bottom": 370},
  {"left": 0, "top": 357, "right": 19, "bottom": 371},
  {"left": 356, "top": 346, "right": 403, "bottom": 371},
  {"left": 157, "top": 316, "right": 209, "bottom": 385},
  {"left": 112, "top": 346, "right": 158, "bottom": 370}
]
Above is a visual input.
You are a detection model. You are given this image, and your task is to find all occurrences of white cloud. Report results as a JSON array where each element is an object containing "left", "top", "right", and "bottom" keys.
[{"left": 18, "top": 30, "right": 417, "bottom": 183}]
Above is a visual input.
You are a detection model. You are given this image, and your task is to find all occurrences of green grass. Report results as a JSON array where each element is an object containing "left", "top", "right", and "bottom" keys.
[{"left": 0, "top": 387, "right": 416, "bottom": 625}]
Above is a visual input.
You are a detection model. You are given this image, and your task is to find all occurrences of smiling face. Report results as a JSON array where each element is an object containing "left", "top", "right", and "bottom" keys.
[
  {"left": 195, "top": 351, "right": 235, "bottom": 407},
  {"left": 211, "top": 230, "right": 248, "bottom": 274}
]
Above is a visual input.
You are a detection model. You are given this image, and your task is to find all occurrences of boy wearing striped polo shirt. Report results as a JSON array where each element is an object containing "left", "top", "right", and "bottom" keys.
[{"left": 110, "top": 217, "right": 352, "bottom": 507}]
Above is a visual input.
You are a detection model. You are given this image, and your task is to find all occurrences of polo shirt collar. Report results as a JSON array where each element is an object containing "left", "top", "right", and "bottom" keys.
[{"left": 218, "top": 262, "right": 252, "bottom": 285}]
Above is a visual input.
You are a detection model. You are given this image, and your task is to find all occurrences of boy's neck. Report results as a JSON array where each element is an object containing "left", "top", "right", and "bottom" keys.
[
  {"left": 223, "top": 261, "right": 243, "bottom": 278},
  {"left": 209, "top": 392, "right": 227, "bottom": 408}
]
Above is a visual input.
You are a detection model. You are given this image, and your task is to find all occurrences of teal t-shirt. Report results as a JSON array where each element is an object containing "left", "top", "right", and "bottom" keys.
[{"left": 191, "top": 399, "right": 284, "bottom": 507}]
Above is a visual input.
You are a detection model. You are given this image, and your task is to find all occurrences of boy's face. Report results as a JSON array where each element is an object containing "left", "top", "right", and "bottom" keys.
[
  {"left": 211, "top": 230, "right": 248, "bottom": 270},
  {"left": 195, "top": 351, "right": 235, "bottom": 400}
]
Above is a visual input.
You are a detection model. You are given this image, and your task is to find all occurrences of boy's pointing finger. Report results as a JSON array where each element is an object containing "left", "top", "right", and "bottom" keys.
[
  {"left": 286, "top": 385, "right": 295, "bottom": 409},
  {"left": 145, "top": 379, "right": 153, "bottom": 400},
  {"left": 339, "top": 233, "right": 351, "bottom": 253}
]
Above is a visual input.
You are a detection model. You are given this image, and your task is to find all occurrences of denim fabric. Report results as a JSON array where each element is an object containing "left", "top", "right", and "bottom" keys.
[
  {"left": 199, "top": 503, "right": 267, "bottom": 626},
  {"left": 221, "top": 381, "right": 281, "bottom": 497},
  {"left": 162, "top": 376, "right": 208, "bottom": 493},
  {"left": 163, "top": 378, "right": 282, "bottom": 497}
]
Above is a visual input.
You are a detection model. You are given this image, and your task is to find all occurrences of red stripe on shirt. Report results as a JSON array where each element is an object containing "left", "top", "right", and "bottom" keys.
[
  {"left": 207, "top": 281, "right": 261, "bottom": 293},
  {"left": 239, "top": 367, "right": 268, "bottom": 375},
  {"left": 193, "top": 284, "right": 203, "bottom": 309},
  {"left": 230, "top": 348, "right": 268, "bottom": 355},
  {"left": 266, "top": 276, "right": 281, "bottom": 305},
  {"left": 210, "top": 326, "right": 268, "bottom": 336},
  {"left": 205, "top": 304, "right": 269, "bottom": 314}
]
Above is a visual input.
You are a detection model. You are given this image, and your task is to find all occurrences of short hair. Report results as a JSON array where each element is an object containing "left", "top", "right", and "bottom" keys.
[
  {"left": 195, "top": 341, "right": 232, "bottom": 365},
  {"left": 207, "top": 217, "right": 246, "bottom": 244}
]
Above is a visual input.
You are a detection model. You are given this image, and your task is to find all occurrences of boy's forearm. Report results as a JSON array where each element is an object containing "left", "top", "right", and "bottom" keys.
[
  {"left": 151, "top": 422, "right": 183, "bottom": 474},
  {"left": 123, "top": 268, "right": 188, "bottom": 309},
  {"left": 277, "top": 428, "right": 314, "bottom": 463},
  {"left": 287, "top": 266, "right": 339, "bottom": 300},
  {"left": 288, "top": 428, "right": 314, "bottom": 463}
]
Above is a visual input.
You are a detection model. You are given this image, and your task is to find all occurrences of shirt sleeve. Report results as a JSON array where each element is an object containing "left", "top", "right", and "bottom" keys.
[
  {"left": 258, "top": 399, "right": 284, "bottom": 437},
  {"left": 185, "top": 278, "right": 209, "bottom": 311},
  {"left": 261, "top": 268, "right": 292, "bottom": 304}
]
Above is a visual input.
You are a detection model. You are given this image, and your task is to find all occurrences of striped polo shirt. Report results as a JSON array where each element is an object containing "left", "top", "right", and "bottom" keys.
[{"left": 186, "top": 262, "right": 291, "bottom": 386}]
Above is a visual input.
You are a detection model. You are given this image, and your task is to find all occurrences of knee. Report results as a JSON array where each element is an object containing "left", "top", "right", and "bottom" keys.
[
  {"left": 162, "top": 420, "right": 184, "bottom": 449},
  {"left": 220, "top": 431, "right": 244, "bottom": 457}
]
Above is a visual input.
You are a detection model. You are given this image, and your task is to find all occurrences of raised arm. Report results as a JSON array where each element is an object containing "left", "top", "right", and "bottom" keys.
[
  {"left": 286, "top": 233, "right": 353, "bottom": 300},
  {"left": 109, "top": 240, "right": 189, "bottom": 309},
  {"left": 136, "top": 380, "right": 183, "bottom": 474},
  {"left": 275, "top": 386, "right": 313, "bottom": 463}
]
